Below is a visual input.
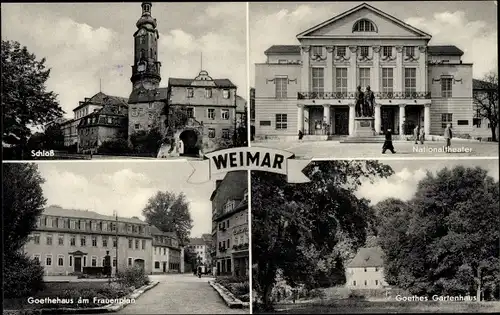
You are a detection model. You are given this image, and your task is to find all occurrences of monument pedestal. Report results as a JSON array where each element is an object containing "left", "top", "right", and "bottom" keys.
[{"left": 351, "top": 117, "right": 376, "bottom": 137}]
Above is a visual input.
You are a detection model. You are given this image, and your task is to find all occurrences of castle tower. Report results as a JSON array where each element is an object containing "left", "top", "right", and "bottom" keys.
[{"left": 131, "top": 2, "right": 161, "bottom": 90}]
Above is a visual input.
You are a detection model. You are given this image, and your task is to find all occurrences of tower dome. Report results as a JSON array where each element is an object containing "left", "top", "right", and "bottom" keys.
[{"left": 136, "top": 2, "right": 157, "bottom": 29}]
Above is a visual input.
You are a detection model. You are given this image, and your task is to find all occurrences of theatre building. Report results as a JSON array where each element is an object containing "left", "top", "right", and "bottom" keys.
[
  {"left": 254, "top": 2, "right": 477, "bottom": 140},
  {"left": 23, "top": 206, "right": 153, "bottom": 276}
]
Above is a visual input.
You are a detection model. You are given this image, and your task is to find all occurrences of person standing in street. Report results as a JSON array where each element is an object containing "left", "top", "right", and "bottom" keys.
[
  {"left": 413, "top": 125, "right": 420, "bottom": 144},
  {"left": 444, "top": 123, "right": 453, "bottom": 152},
  {"left": 382, "top": 129, "right": 396, "bottom": 154},
  {"left": 419, "top": 126, "right": 425, "bottom": 144}
]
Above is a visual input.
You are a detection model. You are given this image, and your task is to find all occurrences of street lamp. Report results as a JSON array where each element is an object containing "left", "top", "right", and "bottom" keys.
[{"left": 114, "top": 210, "right": 119, "bottom": 276}]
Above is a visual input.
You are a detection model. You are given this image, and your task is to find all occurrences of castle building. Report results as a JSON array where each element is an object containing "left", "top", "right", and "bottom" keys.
[
  {"left": 254, "top": 2, "right": 479, "bottom": 140},
  {"left": 61, "top": 92, "right": 127, "bottom": 149},
  {"left": 77, "top": 94, "right": 129, "bottom": 153},
  {"left": 345, "top": 247, "right": 388, "bottom": 289},
  {"left": 167, "top": 72, "right": 238, "bottom": 154},
  {"left": 151, "top": 226, "right": 181, "bottom": 274},
  {"left": 127, "top": 2, "right": 167, "bottom": 141},
  {"left": 23, "top": 206, "right": 182, "bottom": 276},
  {"left": 211, "top": 171, "right": 249, "bottom": 277}
]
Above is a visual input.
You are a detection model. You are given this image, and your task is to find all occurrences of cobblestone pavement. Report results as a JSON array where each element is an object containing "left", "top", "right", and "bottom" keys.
[
  {"left": 253, "top": 140, "right": 499, "bottom": 159},
  {"left": 115, "top": 274, "right": 248, "bottom": 314}
]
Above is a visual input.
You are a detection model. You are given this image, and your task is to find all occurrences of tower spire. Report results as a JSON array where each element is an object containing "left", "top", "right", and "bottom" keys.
[
  {"left": 201, "top": 52, "right": 203, "bottom": 71},
  {"left": 99, "top": 77, "right": 102, "bottom": 92}
]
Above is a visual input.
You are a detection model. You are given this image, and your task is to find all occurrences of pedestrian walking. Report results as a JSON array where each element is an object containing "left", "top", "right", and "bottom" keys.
[
  {"left": 382, "top": 129, "right": 396, "bottom": 154},
  {"left": 444, "top": 123, "right": 453, "bottom": 152},
  {"left": 419, "top": 126, "right": 425, "bottom": 144},
  {"left": 298, "top": 129, "right": 304, "bottom": 140},
  {"left": 413, "top": 125, "right": 420, "bottom": 144}
]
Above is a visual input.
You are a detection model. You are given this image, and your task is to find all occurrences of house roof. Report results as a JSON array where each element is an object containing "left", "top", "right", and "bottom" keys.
[
  {"left": 43, "top": 205, "right": 146, "bottom": 224},
  {"left": 427, "top": 45, "right": 464, "bottom": 56},
  {"left": 189, "top": 237, "right": 207, "bottom": 246},
  {"left": 264, "top": 45, "right": 301, "bottom": 55},
  {"left": 128, "top": 87, "right": 168, "bottom": 104},
  {"left": 473, "top": 79, "right": 498, "bottom": 90},
  {"left": 347, "top": 247, "right": 384, "bottom": 268},
  {"left": 73, "top": 92, "right": 128, "bottom": 111},
  {"left": 150, "top": 225, "right": 178, "bottom": 238},
  {"left": 297, "top": 2, "right": 432, "bottom": 39},
  {"left": 168, "top": 78, "right": 236, "bottom": 88}
]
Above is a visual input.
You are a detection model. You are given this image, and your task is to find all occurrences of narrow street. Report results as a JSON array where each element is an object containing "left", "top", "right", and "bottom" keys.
[{"left": 113, "top": 274, "right": 248, "bottom": 314}]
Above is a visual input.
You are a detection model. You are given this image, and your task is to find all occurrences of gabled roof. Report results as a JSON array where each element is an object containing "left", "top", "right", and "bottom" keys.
[
  {"left": 43, "top": 205, "right": 146, "bottom": 224},
  {"left": 128, "top": 87, "right": 168, "bottom": 104},
  {"left": 264, "top": 45, "right": 301, "bottom": 55},
  {"left": 347, "top": 247, "right": 384, "bottom": 268},
  {"left": 427, "top": 45, "right": 464, "bottom": 56},
  {"left": 168, "top": 78, "right": 236, "bottom": 88},
  {"left": 473, "top": 79, "right": 498, "bottom": 90},
  {"left": 188, "top": 237, "right": 207, "bottom": 246},
  {"left": 297, "top": 2, "right": 432, "bottom": 39},
  {"left": 73, "top": 92, "right": 128, "bottom": 111}
]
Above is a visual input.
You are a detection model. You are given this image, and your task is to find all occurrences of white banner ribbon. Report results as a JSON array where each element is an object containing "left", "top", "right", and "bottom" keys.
[{"left": 187, "top": 147, "right": 311, "bottom": 183}]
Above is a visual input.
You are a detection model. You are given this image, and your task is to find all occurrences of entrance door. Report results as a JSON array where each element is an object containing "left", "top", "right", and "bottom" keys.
[
  {"left": 163, "top": 262, "right": 167, "bottom": 273},
  {"left": 334, "top": 108, "right": 349, "bottom": 135},
  {"left": 179, "top": 130, "right": 199, "bottom": 156},
  {"left": 381, "top": 107, "right": 395, "bottom": 133},
  {"left": 74, "top": 257, "right": 82, "bottom": 273},
  {"left": 134, "top": 259, "right": 145, "bottom": 270}
]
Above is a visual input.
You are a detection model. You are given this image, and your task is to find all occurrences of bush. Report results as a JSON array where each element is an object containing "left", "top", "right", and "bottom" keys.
[
  {"left": 4, "top": 252, "right": 45, "bottom": 298},
  {"left": 98, "top": 139, "right": 132, "bottom": 154},
  {"left": 116, "top": 266, "right": 150, "bottom": 289}
]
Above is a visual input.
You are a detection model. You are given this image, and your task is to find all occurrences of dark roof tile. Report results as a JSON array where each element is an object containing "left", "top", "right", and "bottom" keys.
[
  {"left": 347, "top": 247, "right": 384, "bottom": 268},
  {"left": 427, "top": 45, "right": 464, "bottom": 56},
  {"left": 168, "top": 78, "right": 236, "bottom": 88},
  {"left": 128, "top": 87, "right": 168, "bottom": 104},
  {"left": 264, "top": 45, "right": 301, "bottom": 55},
  {"left": 44, "top": 205, "right": 146, "bottom": 224}
]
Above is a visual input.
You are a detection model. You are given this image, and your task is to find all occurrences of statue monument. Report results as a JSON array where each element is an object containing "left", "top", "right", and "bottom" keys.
[{"left": 351, "top": 86, "right": 377, "bottom": 138}]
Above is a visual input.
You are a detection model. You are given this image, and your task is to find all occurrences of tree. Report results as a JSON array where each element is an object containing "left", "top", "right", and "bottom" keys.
[
  {"left": 130, "top": 128, "right": 162, "bottom": 156},
  {"left": 473, "top": 72, "right": 499, "bottom": 141},
  {"left": 3, "top": 163, "right": 46, "bottom": 297},
  {"left": 3, "top": 163, "right": 47, "bottom": 255},
  {"left": 142, "top": 191, "right": 193, "bottom": 246},
  {"left": 42, "top": 122, "right": 65, "bottom": 149},
  {"left": 2, "top": 40, "right": 64, "bottom": 151},
  {"left": 252, "top": 161, "right": 394, "bottom": 309},
  {"left": 98, "top": 138, "right": 132, "bottom": 154},
  {"left": 378, "top": 166, "right": 500, "bottom": 300}
]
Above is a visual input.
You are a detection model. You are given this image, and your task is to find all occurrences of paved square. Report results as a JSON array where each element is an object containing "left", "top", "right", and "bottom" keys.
[
  {"left": 253, "top": 140, "right": 499, "bottom": 159},
  {"left": 114, "top": 274, "right": 248, "bottom": 314}
]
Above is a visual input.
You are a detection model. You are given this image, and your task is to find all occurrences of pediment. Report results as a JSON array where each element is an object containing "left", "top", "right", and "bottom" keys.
[{"left": 297, "top": 3, "right": 431, "bottom": 39}]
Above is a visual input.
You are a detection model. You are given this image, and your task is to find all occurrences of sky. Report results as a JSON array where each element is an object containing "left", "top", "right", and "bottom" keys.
[
  {"left": 1, "top": 2, "right": 247, "bottom": 119},
  {"left": 356, "top": 158, "right": 499, "bottom": 205},
  {"left": 34, "top": 161, "right": 233, "bottom": 238},
  {"left": 249, "top": 1, "right": 498, "bottom": 87}
]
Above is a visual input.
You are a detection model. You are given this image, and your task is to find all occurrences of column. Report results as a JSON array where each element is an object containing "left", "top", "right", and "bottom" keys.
[
  {"left": 372, "top": 46, "right": 380, "bottom": 92},
  {"left": 399, "top": 104, "right": 406, "bottom": 137},
  {"left": 395, "top": 46, "right": 403, "bottom": 93},
  {"left": 374, "top": 104, "right": 381, "bottom": 134},
  {"left": 419, "top": 46, "right": 427, "bottom": 94},
  {"left": 325, "top": 46, "right": 334, "bottom": 93},
  {"left": 424, "top": 103, "right": 431, "bottom": 137},
  {"left": 349, "top": 46, "right": 358, "bottom": 92},
  {"left": 323, "top": 104, "right": 331, "bottom": 135},
  {"left": 180, "top": 246, "right": 185, "bottom": 273},
  {"left": 297, "top": 104, "right": 304, "bottom": 132},
  {"left": 349, "top": 104, "right": 356, "bottom": 136},
  {"left": 301, "top": 46, "right": 311, "bottom": 92}
]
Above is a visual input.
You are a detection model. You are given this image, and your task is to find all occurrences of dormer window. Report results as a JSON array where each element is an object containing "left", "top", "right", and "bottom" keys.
[
  {"left": 187, "top": 88, "right": 193, "bottom": 98},
  {"left": 353, "top": 19, "right": 376, "bottom": 32},
  {"left": 223, "top": 89, "right": 230, "bottom": 99}
]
